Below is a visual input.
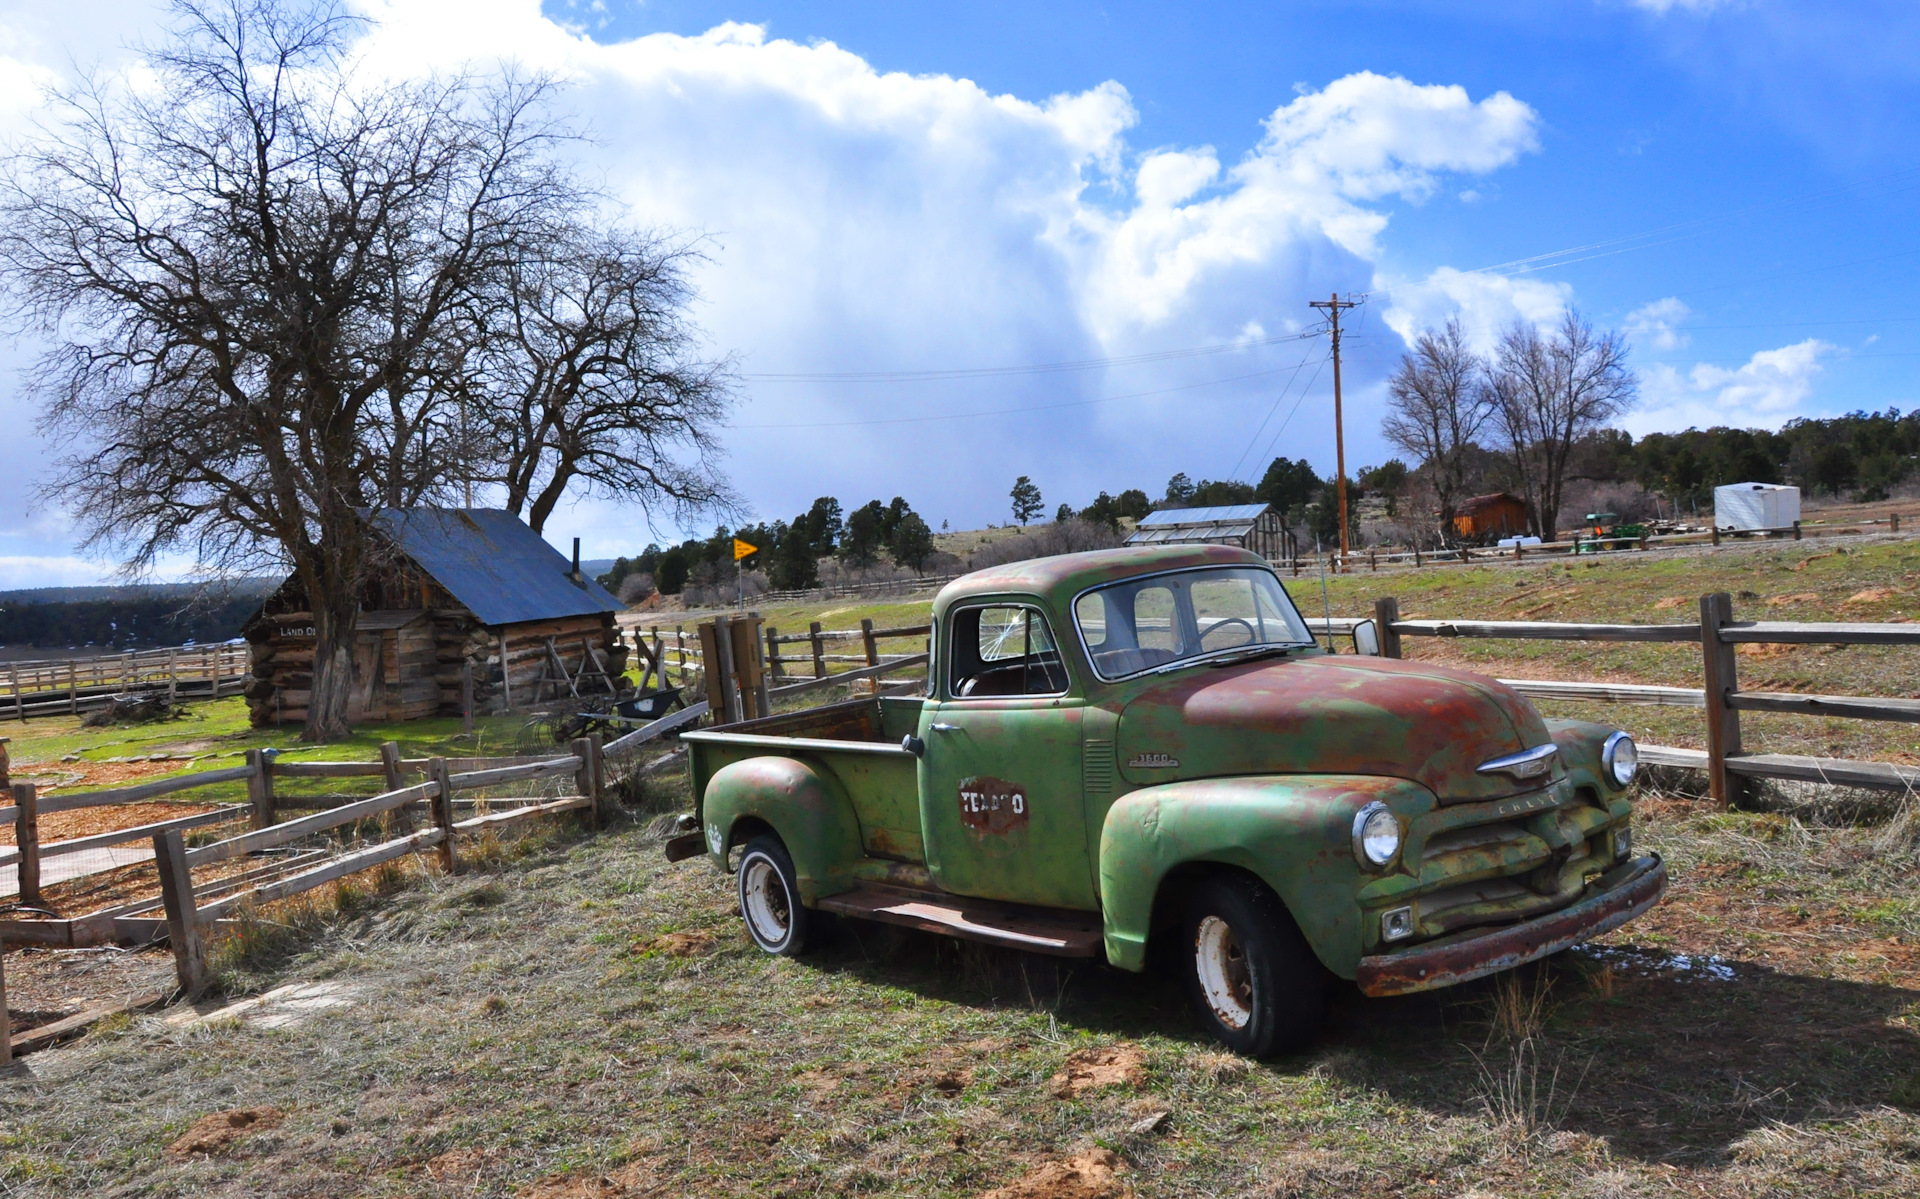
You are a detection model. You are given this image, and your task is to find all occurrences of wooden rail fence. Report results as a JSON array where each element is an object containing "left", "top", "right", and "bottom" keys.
[
  {"left": 1291, "top": 509, "right": 1920, "bottom": 577},
  {"left": 0, "top": 643, "right": 248, "bottom": 721},
  {"left": 1336, "top": 592, "right": 1920, "bottom": 806}
]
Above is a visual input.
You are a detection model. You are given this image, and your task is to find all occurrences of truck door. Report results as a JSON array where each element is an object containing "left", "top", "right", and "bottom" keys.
[{"left": 917, "top": 602, "right": 1095, "bottom": 910}]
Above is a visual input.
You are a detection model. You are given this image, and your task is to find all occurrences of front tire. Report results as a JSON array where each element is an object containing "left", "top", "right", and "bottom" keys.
[
  {"left": 736, "top": 835, "right": 825, "bottom": 956},
  {"left": 1179, "top": 874, "right": 1325, "bottom": 1056}
]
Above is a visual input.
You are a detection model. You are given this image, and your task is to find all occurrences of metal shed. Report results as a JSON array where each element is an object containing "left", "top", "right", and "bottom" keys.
[
  {"left": 1125, "top": 504, "right": 1292, "bottom": 563},
  {"left": 243, "top": 509, "right": 628, "bottom": 727}
]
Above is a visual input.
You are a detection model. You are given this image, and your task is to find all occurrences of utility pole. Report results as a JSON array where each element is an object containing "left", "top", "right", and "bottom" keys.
[{"left": 1309, "top": 293, "right": 1363, "bottom": 571}]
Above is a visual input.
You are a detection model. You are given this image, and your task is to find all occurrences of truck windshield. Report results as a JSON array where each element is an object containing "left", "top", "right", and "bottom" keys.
[{"left": 1073, "top": 566, "right": 1315, "bottom": 680}]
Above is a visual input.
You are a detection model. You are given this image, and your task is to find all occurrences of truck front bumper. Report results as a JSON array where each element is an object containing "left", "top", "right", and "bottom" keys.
[{"left": 1353, "top": 853, "right": 1665, "bottom": 997}]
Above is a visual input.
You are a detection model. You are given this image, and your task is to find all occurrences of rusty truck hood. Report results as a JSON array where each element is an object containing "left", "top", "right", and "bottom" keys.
[{"left": 1114, "top": 653, "right": 1556, "bottom": 803}]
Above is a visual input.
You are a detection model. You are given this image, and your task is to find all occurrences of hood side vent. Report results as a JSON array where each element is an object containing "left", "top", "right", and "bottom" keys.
[{"left": 1084, "top": 738, "right": 1115, "bottom": 795}]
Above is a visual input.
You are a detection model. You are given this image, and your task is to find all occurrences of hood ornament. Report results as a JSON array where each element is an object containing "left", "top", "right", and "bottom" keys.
[{"left": 1475, "top": 743, "right": 1559, "bottom": 781}]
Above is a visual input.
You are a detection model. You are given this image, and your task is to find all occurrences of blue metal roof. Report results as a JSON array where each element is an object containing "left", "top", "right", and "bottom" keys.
[
  {"left": 1134, "top": 504, "right": 1270, "bottom": 527},
  {"left": 367, "top": 508, "right": 620, "bottom": 628}
]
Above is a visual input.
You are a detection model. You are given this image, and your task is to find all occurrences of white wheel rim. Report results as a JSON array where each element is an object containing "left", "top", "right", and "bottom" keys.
[
  {"left": 1195, "top": 914, "right": 1253, "bottom": 1029},
  {"left": 741, "top": 855, "right": 792, "bottom": 948}
]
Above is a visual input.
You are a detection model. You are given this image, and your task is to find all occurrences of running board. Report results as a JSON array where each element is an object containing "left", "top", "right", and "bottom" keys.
[{"left": 815, "top": 885, "right": 1104, "bottom": 958}]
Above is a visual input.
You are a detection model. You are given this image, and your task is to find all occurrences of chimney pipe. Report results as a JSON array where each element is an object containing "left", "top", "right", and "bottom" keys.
[{"left": 571, "top": 537, "right": 582, "bottom": 585}]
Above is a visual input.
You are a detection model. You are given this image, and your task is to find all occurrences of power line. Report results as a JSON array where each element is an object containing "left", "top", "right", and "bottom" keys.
[
  {"left": 1224, "top": 352, "right": 1322, "bottom": 482},
  {"left": 740, "top": 329, "right": 1320, "bottom": 382},
  {"left": 729, "top": 359, "right": 1316, "bottom": 430}
]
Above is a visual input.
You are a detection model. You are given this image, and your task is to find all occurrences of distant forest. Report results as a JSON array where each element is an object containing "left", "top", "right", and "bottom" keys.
[{"left": 0, "top": 584, "right": 273, "bottom": 650}]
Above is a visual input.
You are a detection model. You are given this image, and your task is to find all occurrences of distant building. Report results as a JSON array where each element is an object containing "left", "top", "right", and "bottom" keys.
[
  {"left": 1125, "top": 504, "right": 1291, "bottom": 562},
  {"left": 1452, "top": 493, "right": 1531, "bottom": 543},
  {"left": 242, "top": 509, "right": 627, "bottom": 727}
]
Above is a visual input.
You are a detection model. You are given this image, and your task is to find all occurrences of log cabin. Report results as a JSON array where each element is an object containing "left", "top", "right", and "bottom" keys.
[{"left": 243, "top": 509, "right": 628, "bottom": 727}]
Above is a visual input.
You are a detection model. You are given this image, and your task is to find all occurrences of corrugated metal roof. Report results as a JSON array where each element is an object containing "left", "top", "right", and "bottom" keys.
[
  {"left": 367, "top": 508, "right": 621, "bottom": 628},
  {"left": 1135, "top": 503, "right": 1270, "bottom": 527},
  {"left": 1126, "top": 521, "right": 1258, "bottom": 544}
]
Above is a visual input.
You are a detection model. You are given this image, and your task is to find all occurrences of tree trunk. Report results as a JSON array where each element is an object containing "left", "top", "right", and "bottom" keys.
[{"left": 304, "top": 590, "right": 360, "bottom": 742}]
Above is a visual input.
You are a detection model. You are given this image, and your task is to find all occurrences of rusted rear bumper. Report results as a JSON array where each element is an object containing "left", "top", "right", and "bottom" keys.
[{"left": 1354, "top": 854, "right": 1666, "bottom": 997}]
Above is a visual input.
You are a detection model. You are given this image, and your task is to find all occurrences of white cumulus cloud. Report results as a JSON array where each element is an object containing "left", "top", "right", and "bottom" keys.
[
  {"left": 0, "top": 0, "right": 1546, "bottom": 568},
  {"left": 1625, "top": 339, "right": 1839, "bottom": 434},
  {"left": 1380, "top": 266, "right": 1572, "bottom": 353},
  {"left": 1625, "top": 297, "right": 1691, "bottom": 351}
]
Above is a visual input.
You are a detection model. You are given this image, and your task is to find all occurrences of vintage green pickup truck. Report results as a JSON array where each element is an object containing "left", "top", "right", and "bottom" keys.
[{"left": 671, "top": 544, "right": 1664, "bottom": 1055}]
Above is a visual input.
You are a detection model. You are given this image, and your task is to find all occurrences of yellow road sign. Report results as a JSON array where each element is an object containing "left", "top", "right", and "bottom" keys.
[{"left": 733, "top": 538, "right": 758, "bottom": 561}]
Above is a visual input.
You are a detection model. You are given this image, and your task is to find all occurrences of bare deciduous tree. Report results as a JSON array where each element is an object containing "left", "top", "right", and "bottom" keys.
[
  {"left": 1382, "top": 318, "right": 1495, "bottom": 545},
  {"left": 0, "top": 1, "right": 586, "bottom": 740},
  {"left": 481, "top": 228, "right": 735, "bottom": 534},
  {"left": 1491, "top": 310, "right": 1637, "bottom": 539}
]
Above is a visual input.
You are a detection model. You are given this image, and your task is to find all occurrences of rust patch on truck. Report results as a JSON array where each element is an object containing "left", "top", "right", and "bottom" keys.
[{"left": 959, "top": 776, "right": 1029, "bottom": 835}]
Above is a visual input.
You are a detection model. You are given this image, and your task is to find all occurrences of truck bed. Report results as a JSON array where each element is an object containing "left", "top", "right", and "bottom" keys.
[{"left": 684, "top": 695, "right": 928, "bottom": 862}]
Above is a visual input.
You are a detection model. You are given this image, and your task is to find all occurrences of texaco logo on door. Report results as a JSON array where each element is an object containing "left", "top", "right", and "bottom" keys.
[{"left": 958, "top": 776, "right": 1028, "bottom": 835}]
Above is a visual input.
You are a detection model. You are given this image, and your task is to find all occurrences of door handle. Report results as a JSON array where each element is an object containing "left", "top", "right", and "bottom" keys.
[{"left": 930, "top": 722, "right": 960, "bottom": 732}]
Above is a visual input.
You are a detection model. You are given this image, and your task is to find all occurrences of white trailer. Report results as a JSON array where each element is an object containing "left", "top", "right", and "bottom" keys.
[{"left": 1714, "top": 482, "right": 1800, "bottom": 531}]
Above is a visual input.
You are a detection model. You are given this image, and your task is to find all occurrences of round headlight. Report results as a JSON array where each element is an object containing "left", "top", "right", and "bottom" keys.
[
  {"left": 1602, "top": 731, "right": 1638, "bottom": 788},
  {"left": 1352, "top": 802, "right": 1402, "bottom": 869}
]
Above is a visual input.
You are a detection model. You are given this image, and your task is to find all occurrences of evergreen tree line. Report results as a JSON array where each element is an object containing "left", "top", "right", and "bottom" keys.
[
  {"left": 1632, "top": 410, "right": 1920, "bottom": 507},
  {"left": 598, "top": 496, "right": 937, "bottom": 598},
  {"left": 0, "top": 595, "right": 263, "bottom": 651}
]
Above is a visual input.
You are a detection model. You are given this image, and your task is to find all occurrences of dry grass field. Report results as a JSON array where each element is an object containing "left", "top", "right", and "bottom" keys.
[{"left": 4, "top": 536, "right": 1920, "bottom": 1196}]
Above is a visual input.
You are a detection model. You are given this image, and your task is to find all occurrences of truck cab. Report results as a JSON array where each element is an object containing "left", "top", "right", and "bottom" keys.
[{"left": 677, "top": 544, "right": 1663, "bottom": 1055}]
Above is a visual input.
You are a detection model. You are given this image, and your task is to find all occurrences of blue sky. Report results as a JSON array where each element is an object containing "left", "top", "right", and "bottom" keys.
[{"left": 0, "top": 0, "right": 1916, "bottom": 581}]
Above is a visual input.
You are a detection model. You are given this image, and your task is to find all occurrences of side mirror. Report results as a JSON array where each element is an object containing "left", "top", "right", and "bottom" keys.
[{"left": 1351, "top": 620, "right": 1381, "bottom": 657}]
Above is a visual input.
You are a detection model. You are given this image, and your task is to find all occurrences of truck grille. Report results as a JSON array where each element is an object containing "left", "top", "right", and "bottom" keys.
[{"left": 1386, "top": 784, "right": 1616, "bottom": 940}]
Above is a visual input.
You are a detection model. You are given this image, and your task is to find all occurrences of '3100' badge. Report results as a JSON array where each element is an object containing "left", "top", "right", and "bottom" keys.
[{"left": 958, "top": 776, "right": 1028, "bottom": 835}]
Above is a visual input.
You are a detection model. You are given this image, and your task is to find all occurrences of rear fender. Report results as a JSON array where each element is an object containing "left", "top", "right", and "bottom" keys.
[
  {"left": 1099, "top": 774, "right": 1437, "bottom": 976},
  {"left": 701, "top": 756, "right": 864, "bottom": 905}
]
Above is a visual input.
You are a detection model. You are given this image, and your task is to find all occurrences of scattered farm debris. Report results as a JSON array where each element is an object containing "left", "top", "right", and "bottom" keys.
[
  {"left": 166, "top": 1107, "right": 284, "bottom": 1157},
  {"left": 1049, "top": 1044, "right": 1146, "bottom": 1099},
  {"left": 979, "top": 1148, "right": 1133, "bottom": 1199},
  {"left": 80, "top": 692, "right": 186, "bottom": 728}
]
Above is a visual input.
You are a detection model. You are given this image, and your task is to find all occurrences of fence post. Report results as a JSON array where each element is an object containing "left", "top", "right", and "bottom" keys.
[
  {"left": 1373, "top": 597, "right": 1403, "bottom": 659},
  {"left": 167, "top": 650, "right": 178, "bottom": 703},
  {"left": 809, "top": 622, "right": 826, "bottom": 678},
  {"left": 153, "top": 828, "right": 209, "bottom": 998},
  {"left": 1893, "top": 513, "right": 1902, "bottom": 535},
  {"left": 1699, "top": 592, "right": 1744, "bottom": 810},
  {"left": 1710, "top": 524, "right": 1720, "bottom": 547},
  {"left": 67, "top": 662, "right": 77, "bottom": 716},
  {"left": 428, "top": 757, "right": 457, "bottom": 873},
  {"left": 706, "top": 617, "right": 741, "bottom": 724},
  {"left": 0, "top": 945, "right": 10, "bottom": 1065},
  {"left": 11, "top": 783, "right": 39, "bottom": 908},
  {"left": 379, "top": 741, "right": 404, "bottom": 792},
  {"left": 245, "top": 749, "right": 274, "bottom": 831},
  {"left": 861, "top": 618, "right": 879, "bottom": 668},
  {"left": 765, "top": 625, "right": 785, "bottom": 681},
  {"left": 1792, "top": 520, "right": 1802, "bottom": 541},
  {"left": 571, "top": 735, "right": 603, "bottom": 828},
  {"left": 1413, "top": 544, "right": 1421, "bottom": 568}
]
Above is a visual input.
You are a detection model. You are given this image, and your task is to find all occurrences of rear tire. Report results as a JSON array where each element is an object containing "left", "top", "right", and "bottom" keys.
[
  {"left": 736, "top": 835, "right": 825, "bottom": 956},
  {"left": 1179, "top": 874, "right": 1325, "bottom": 1057}
]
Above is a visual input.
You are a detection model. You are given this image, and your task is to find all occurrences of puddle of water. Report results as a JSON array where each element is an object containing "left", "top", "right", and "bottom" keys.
[{"left": 1574, "top": 944, "right": 1739, "bottom": 982}]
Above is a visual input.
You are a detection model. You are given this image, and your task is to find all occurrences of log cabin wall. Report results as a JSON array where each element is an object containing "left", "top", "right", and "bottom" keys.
[{"left": 246, "top": 589, "right": 628, "bottom": 727}]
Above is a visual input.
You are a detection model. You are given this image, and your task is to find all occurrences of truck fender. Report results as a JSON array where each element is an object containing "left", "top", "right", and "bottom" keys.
[
  {"left": 1098, "top": 774, "right": 1436, "bottom": 978},
  {"left": 701, "top": 756, "right": 865, "bottom": 906}
]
